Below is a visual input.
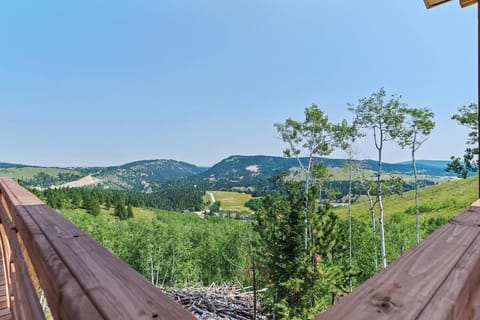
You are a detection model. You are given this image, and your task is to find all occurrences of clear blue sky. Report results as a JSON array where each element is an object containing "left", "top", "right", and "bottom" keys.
[{"left": 0, "top": 1, "right": 477, "bottom": 167}]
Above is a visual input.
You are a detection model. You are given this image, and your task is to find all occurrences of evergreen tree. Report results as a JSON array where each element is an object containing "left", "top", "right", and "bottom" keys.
[
  {"left": 274, "top": 105, "right": 346, "bottom": 256},
  {"left": 127, "top": 205, "right": 134, "bottom": 219},
  {"left": 115, "top": 201, "right": 127, "bottom": 220},
  {"left": 70, "top": 189, "right": 82, "bottom": 208},
  {"left": 105, "top": 195, "right": 112, "bottom": 211},
  {"left": 210, "top": 201, "right": 221, "bottom": 213},
  {"left": 87, "top": 195, "right": 101, "bottom": 216},
  {"left": 255, "top": 182, "right": 347, "bottom": 318}
]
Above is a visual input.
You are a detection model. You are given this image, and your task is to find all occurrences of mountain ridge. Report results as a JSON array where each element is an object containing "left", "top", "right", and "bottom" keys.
[{"left": 0, "top": 156, "right": 457, "bottom": 192}]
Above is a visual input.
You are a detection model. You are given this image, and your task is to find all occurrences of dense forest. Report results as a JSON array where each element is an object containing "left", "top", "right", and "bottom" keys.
[
  {"left": 61, "top": 208, "right": 250, "bottom": 287},
  {"left": 32, "top": 185, "right": 206, "bottom": 216}
]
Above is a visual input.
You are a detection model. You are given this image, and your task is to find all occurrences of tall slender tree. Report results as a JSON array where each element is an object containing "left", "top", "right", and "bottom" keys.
[
  {"left": 274, "top": 104, "right": 338, "bottom": 254},
  {"left": 358, "top": 168, "right": 378, "bottom": 272},
  {"left": 333, "top": 119, "right": 361, "bottom": 291},
  {"left": 397, "top": 107, "right": 435, "bottom": 244},
  {"left": 349, "top": 88, "right": 405, "bottom": 268}
]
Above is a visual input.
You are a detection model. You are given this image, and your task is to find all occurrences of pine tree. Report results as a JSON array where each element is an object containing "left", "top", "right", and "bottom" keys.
[
  {"left": 87, "top": 195, "right": 101, "bottom": 216},
  {"left": 115, "top": 201, "right": 127, "bottom": 220},
  {"left": 255, "top": 182, "right": 347, "bottom": 318},
  {"left": 127, "top": 205, "right": 134, "bottom": 219}
]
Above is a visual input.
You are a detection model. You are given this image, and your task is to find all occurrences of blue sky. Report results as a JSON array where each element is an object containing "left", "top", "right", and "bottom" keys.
[{"left": 0, "top": 1, "right": 477, "bottom": 167}]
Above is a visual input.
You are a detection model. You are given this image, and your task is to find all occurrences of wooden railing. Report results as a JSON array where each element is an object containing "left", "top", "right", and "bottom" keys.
[
  {"left": 316, "top": 200, "right": 480, "bottom": 320},
  {"left": 0, "top": 177, "right": 195, "bottom": 320}
]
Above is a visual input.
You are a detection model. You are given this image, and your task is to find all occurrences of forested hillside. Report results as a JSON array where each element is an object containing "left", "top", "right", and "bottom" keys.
[
  {"left": 35, "top": 185, "right": 206, "bottom": 215},
  {"left": 95, "top": 159, "right": 207, "bottom": 191}
]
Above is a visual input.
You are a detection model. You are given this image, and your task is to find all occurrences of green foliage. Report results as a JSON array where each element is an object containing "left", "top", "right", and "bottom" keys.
[
  {"left": 37, "top": 186, "right": 204, "bottom": 213},
  {"left": 349, "top": 87, "right": 407, "bottom": 269},
  {"left": 210, "top": 201, "right": 221, "bottom": 213},
  {"left": 446, "top": 103, "right": 478, "bottom": 178},
  {"left": 404, "top": 205, "right": 434, "bottom": 215},
  {"left": 45, "top": 189, "right": 64, "bottom": 209},
  {"left": 274, "top": 104, "right": 338, "bottom": 170},
  {"left": 91, "top": 197, "right": 101, "bottom": 216},
  {"left": 127, "top": 205, "right": 134, "bottom": 219},
  {"left": 79, "top": 191, "right": 101, "bottom": 216},
  {"left": 255, "top": 183, "right": 348, "bottom": 318},
  {"left": 397, "top": 107, "right": 435, "bottom": 150},
  {"left": 96, "top": 159, "right": 206, "bottom": 191},
  {"left": 245, "top": 197, "right": 263, "bottom": 212},
  {"left": 115, "top": 201, "right": 128, "bottom": 220},
  {"left": 384, "top": 175, "right": 405, "bottom": 197},
  {"left": 61, "top": 208, "right": 250, "bottom": 287},
  {"left": 349, "top": 88, "right": 405, "bottom": 141},
  {"left": 1, "top": 167, "right": 83, "bottom": 186},
  {"left": 421, "top": 216, "right": 449, "bottom": 237}
]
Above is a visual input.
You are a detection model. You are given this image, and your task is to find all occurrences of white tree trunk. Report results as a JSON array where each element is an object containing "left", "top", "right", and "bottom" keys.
[
  {"left": 377, "top": 137, "right": 387, "bottom": 269},
  {"left": 367, "top": 193, "right": 378, "bottom": 271},
  {"left": 413, "top": 138, "right": 420, "bottom": 244},
  {"left": 348, "top": 161, "right": 353, "bottom": 292}
]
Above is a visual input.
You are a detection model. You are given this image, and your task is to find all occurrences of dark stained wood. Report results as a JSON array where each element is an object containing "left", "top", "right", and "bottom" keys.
[
  {"left": 0, "top": 177, "right": 195, "bottom": 320},
  {"left": 316, "top": 204, "right": 480, "bottom": 320},
  {"left": 0, "top": 221, "right": 12, "bottom": 317},
  {"left": 0, "top": 220, "right": 12, "bottom": 319},
  {"left": 0, "top": 194, "right": 44, "bottom": 320}
]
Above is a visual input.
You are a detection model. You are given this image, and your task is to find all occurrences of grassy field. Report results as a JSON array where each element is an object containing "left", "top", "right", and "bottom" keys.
[
  {"left": 289, "top": 166, "right": 449, "bottom": 183},
  {"left": 0, "top": 166, "right": 81, "bottom": 179},
  {"left": 334, "top": 176, "right": 478, "bottom": 223},
  {"left": 204, "top": 191, "right": 253, "bottom": 213}
]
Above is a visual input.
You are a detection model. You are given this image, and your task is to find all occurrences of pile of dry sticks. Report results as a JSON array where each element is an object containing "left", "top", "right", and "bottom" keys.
[{"left": 168, "top": 284, "right": 267, "bottom": 320}]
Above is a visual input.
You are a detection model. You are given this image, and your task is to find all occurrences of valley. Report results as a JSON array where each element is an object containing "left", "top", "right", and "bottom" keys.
[{"left": 203, "top": 191, "right": 253, "bottom": 213}]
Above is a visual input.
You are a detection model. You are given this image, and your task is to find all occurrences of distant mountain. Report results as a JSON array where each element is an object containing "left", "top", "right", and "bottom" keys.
[
  {"left": 0, "top": 156, "right": 457, "bottom": 192},
  {"left": 358, "top": 159, "right": 454, "bottom": 177},
  {"left": 200, "top": 155, "right": 299, "bottom": 180},
  {"left": 395, "top": 160, "right": 451, "bottom": 172},
  {"left": 95, "top": 159, "right": 207, "bottom": 192},
  {"left": 0, "top": 162, "right": 25, "bottom": 168},
  {"left": 184, "top": 155, "right": 457, "bottom": 194},
  {"left": 199, "top": 155, "right": 454, "bottom": 181}
]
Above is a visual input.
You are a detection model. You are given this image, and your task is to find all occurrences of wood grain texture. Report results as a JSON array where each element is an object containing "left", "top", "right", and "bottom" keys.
[
  {"left": 0, "top": 178, "right": 195, "bottom": 320},
  {"left": 316, "top": 204, "right": 480, "bottom": 320},
  {"left": 0, "top": 235, "right": 11, "bottom": 320},
  {"left": 0, "top": 195, "right": 43, "bottom": 320}
]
